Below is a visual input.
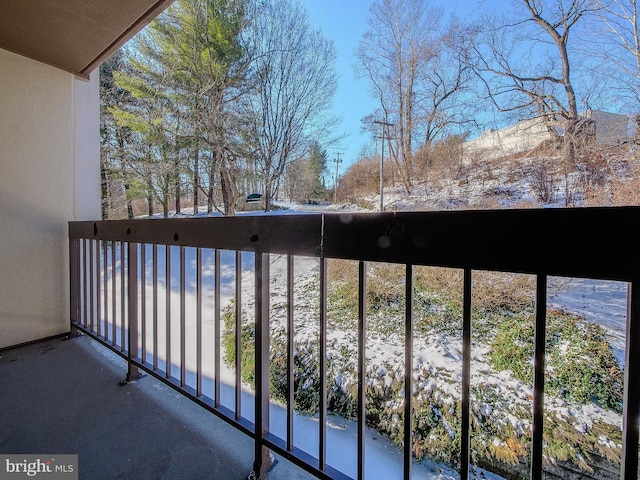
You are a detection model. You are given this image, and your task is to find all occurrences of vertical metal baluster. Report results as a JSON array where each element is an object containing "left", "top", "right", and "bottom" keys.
[
  {"left": 89, "top": 239, "right": 95, "bottom": 332},
  {"left": 287, "top": 255, "right": 294, "bottom": 451},
  {"left": 235, "top": 251, "right": 242, "bottom": 420},
  {"left": 215, "top": 249, "right": 221, "bottom": 407},
  {"left": 166, "top": 245, "right": 172, "bottom": 379},
  {"left": 96, "top": 240, "right": 102, "bottom": 337},
  {"left": 319, "top": 257, "right": 327, "bottom": 471},
  {"left": 103, "top": 241, "right": 108, "bottom": 342},
  {"left": 253, "top": 252, "right": 272, "bottom": 477},
  {"left": 404, "top": 264, "right": 414, "bottom": 480},
  {"left": 125, "top": 242, "right": 140, "bottom": 382},
  {"left": 111, "top": 241, "right": 116, "bottom": 346},
  {"left": 180, "top": 246, "right": 186, "bottom": 387},
  {"left": 69, "top": 238, "right": 80, "bottom": 328},
  {"left": 197, "top": 247, "right": 203, "bottom": 397},
  {"left": 460, "top": 268, "right": 472, "bottom": 480},
  {"left": 531, "top": 274, "right": 547, "bottom": 480},
  {"left": 622, "top": 280, "right": 640, "bottom": 480},
  {"left": 357, "top": 261, "right": 367, "bottom": 480},
  {"left": 153, "top": 244, "right": 158, "bottom": 371},
  {"left": 78, "top": 239, "right": 83, "bottom": 327},
  {"left": 120, "top": 241, "right": 126, "bottom": 352},
  {"left": 141, "top": 243, "right": 146, "bottom": 365},
  {"left": 83, "top": 239, "right": 88, "bottom": 327}
]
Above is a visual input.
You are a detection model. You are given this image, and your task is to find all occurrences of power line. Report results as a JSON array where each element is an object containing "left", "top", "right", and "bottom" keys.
[
  {"left": 333, "top": 151, "right": 342, "bottom": 204},
  {"left": 373, "top": 121, "right": 394, "bottom": 212}
]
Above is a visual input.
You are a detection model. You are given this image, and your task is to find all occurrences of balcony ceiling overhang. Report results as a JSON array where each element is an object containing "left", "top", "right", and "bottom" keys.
[{"left": 0, "top": 0, "right": 175, "bottom": 79}]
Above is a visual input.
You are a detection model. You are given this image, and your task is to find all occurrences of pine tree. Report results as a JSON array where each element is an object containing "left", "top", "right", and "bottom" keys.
[
  {"left": 100, "top": 51, "right": 140, "bottom": 219},
  {"left": 106, "top": 0, "right": 250, "bottom": 216}
]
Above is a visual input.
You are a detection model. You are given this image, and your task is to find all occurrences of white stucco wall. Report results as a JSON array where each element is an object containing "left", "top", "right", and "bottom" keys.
[
  {"left": 462, "top": 111, "right": 632, "bottom": 164},
  {"left": 0, "top": 48, "right": 100, "bottom": 349},
  {"left": 463, "top": 117, "right": 552, "bottom": 163}
]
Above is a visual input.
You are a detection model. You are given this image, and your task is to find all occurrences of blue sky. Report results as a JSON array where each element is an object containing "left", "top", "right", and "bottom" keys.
[
  {"left": 302, "top": 0, "right": 375, "bottom": 174},
  {"left": 302, "top": 0, "right": 487, "bottom": 176}
]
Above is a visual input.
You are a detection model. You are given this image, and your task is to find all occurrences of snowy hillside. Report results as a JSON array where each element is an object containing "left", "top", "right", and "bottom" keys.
[{"left": 331, "top": 150, "right": 640, "bottom": 213}]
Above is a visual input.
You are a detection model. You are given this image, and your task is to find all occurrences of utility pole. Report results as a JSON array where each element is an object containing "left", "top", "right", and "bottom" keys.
[
  {"left": 333, "top": 152, "right": 342, "bottom": 205},
  {"left": 373, "top": 120, "right": 394, "bottom": 212}
]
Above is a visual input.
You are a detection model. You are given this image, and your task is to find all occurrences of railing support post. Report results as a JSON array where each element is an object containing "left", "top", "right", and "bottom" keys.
[
  {"left": 68, "top": 236, "right": 83, "bottom": 338},
  {"left": 531, "top": 274, "right": 547, "bottom": 480},
  {"left": 460, "top": 268, "right": 472, "bottom": 480},
  {"left": 252, "top": 252, "right": 272, "bottom": 478},
  {"left": 123, "top": 242, "right": 143, "bottom": 384},
  {"left": 404, "top": 264, "right": 414, "bottom": 480},
  {"left": 357, "top": 261, "right": 367, "bottom": 480},
  {"left": 622, "top": 280, "right": 640, "bottom": 480}
]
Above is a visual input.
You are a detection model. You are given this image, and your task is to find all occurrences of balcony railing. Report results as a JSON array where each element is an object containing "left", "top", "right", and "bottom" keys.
[{"left": 69, "top": 208, "right": 640, "bottom": 480}]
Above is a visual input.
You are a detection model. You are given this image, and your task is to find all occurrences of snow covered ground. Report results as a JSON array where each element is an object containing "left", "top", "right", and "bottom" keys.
[{"left": 549, "top": 277, "right": 628, "bottom": 368}]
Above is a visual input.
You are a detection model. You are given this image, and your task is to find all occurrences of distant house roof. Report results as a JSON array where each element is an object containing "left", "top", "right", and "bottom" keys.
[{"left": 0, "top": 0, "right": 175, "bottom": 79}]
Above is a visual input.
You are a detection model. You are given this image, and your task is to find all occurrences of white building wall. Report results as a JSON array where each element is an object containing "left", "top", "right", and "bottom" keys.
[
  {"left": 0, "top": 48, "right": 100, "bottom": 349},
  {"left": 462, "top": 111, "right": 631, "bottom": 164},
  {"left": 74, "top": 68, "right": 101, "bottom": 220},
  {"left": 463, "top": 117, "right": 552, "bottom": 163}
]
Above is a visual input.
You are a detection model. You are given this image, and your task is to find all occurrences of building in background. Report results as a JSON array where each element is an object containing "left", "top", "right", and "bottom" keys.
[{"left": 462, "top": 110, "right": 631, "bottom": 163}]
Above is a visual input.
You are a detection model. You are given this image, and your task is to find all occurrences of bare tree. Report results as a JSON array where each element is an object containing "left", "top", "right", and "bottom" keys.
[
  {"left": 356, "top": 0, "right": 438, "bottom": 191},
  {"left": 473, "top": 0, "right": 602, "bottom": 159},
  {"left": 356, "top": 0, "right": 474, "bottom": 191},
  {"left": 244, "top": 0, "right": 338, "bottom": 211},
  {"left": 415, "top": 20, "right": 481, "bottom": 180},
  {"left": 596, "top": 0, "right": 640, "bottom": 109}
]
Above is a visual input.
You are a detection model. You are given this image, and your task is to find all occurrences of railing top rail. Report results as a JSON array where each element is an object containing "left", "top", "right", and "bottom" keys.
[{"left": 69, "top": 207, "right": 640, "bottom": 281}]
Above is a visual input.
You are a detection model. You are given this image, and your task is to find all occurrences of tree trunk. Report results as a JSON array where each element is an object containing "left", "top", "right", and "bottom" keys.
[
  {"left": 100, "top": 167, "right": 109, "bottom": 220},
  {"left": 220, "top": 164, "right": 236, "bottom": 216},
  {"left": 193, "top": 149, "right": 199, "bottom": 215},
  {"left": 123, "top": 182, "right": 134, "bottom": 219},
  {"left": 207, "top": 185, "right": 214, "bottom": 214},
  {"left": 162, "top": 199, "right": 169, "bottom": 218},
  {"left": 264, "top": 180, "right": 272, "bottom": 212},
  {"left": 207, "top": 161, "right": 215, "bottom": 214},
  {"left": 175, "top": 182, "right": 181, "bottom": 214}
]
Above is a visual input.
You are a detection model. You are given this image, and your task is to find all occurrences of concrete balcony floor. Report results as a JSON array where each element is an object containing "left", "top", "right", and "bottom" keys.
[{"left": 0, "top": 334, "right": 314, "bottom": 480}]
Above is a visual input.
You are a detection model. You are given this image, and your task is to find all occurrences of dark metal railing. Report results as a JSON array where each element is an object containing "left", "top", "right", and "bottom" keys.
[{"left": 69, "top": 208, "right": 640, "bottom": 480}]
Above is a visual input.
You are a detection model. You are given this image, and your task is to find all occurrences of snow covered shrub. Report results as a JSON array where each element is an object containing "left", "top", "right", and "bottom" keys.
[
  {"left": 221, "top": 261, "right": 623, "bottom": 480},
  {"left": 490, "top": 310, "right": 623, "bottom": 412},
  {"left": 490, "top": 313, "right": 535, "bottom": 382},
  {"left": 546, "top": 312, "right": 623, "bottom": 412},
  {"left": 543, "top": 413, "right": 622, "bottom": 473},
  {"left": 288, "top": 339, "right": 322, "bottom": 413}
]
